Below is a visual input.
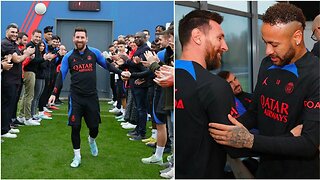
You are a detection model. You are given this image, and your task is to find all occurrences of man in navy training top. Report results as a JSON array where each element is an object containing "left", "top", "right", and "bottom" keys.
[
  {"left": 209, "top": 3, "right": 319, "bottom": 178},
  {"left": 48, "top": 27, "right": 130, "bottom": 168},
  {"left": 175, "top": 9, "right": 248, "bottom": 178},
  {"left": 217, "top": 71, "right": 253, "bottom": 116}
]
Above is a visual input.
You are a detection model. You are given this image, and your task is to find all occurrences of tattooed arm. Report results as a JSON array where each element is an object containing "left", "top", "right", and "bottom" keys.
[
  {"left": 209, "top": 114, "right": 254, "bottom": 148},
  {"left": 209, "top": 114, "right": 319, "bottom": 158}
]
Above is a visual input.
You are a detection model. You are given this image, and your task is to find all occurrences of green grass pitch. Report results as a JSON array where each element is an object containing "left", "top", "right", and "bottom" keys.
[{"left": 1, "top": 100, "right": 168, "bottom": 179}]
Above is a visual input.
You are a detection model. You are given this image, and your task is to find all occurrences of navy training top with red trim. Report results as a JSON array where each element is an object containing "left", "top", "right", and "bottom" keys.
[
  {"left": 235, "top": 91, "right": 253, "bottom": 116},
  {"left": 175, "top": 60, "right": 240, "bottom": 178},
  {"left": 241, "top": 52, "right": 319, "bottom": 178},
  {"left": 236, "top": 92, "right": 253, "bottom": 113},
  {"left": 52, "top": 46, "right": 122, "bottom": 96}
]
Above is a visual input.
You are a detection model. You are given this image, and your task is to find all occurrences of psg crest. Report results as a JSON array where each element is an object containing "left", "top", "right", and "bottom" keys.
[{"left": 285, "top": 82, "right": 294, "bottom": 94}]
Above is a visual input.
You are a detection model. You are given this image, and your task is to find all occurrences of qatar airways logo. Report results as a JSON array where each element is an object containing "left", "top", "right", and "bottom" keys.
[
  {"left": 73, "top": 63, "right": 93, "bottom": 72},
  {"left": 260, "top": 95, "right": 289, "bottom": 123},
  {"left": 304, "top": 100, "right": 320, "bottom": 109}
]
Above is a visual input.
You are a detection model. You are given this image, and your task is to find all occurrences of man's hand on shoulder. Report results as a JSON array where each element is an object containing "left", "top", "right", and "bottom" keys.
[{"left": 208, "top": 114, "right": 254, "bottom": 149}]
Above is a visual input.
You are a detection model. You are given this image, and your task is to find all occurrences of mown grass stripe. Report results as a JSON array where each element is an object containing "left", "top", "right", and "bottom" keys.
[{"left": 2, "top": 100, "right": 168, "bottom": 178}]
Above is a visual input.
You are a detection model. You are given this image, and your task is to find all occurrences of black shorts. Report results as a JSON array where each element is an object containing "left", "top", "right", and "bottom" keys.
[
  {"left": 68, "top": 93, "right": 101, "bottom": 128},
  {"left": 116, "top": 79, "right": 126, "bottom": 98},
  {"left": 153, "top": 85, "right": 167, "bottom": 125}
]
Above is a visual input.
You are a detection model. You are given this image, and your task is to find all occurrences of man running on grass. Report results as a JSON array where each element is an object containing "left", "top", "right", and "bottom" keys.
[{"left": 48, "top": 27, "right": 130, "bottom": 168}]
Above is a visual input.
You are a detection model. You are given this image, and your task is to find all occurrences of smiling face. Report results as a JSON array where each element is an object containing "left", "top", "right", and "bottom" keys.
[
  {"left": 73, "top": 31, "right": 87, "bottom": 51},
  {"left": 261, "top": 23, "right": 297, "bottom": 66},
  {"left": 226, "top": 73, "right": 242, "bottom": 95},
  {"left": 39, "top": 42, "right": 45, "bottom": 52},
  {"left": 134, "top": 32, "right": 146, "bottom": 47},
  {"left": 118, "top": 44, "right": 126, "bottom": 54},
  {"left": 203, "top": 20, "right": 229, "bottom": 70},
  {"left": 20, "top": 35, "right": 28, "bottom": 46},
  {"left": 52, "top": 39, "right": 59, "bottom": 48},
  {"left": 158, "top": 34, "right": 169, "bottom": 49},
  {"left": 6, "top": 27, "right": 18, "bottom": 42},
  {"left": 129, "top": 42, "right": 137, "bottom": 50},
  {"left": 59, "top": 45, "right": 67, "bottom": 55},
  {"left": 17, "top": 32, "right": 29, "bottom": 46},
  {"left": 44, "top": 32, "right": 53, "bottom": 42},
  {"left": 32, "top": 32, "right": 42, "bottom": 45}
]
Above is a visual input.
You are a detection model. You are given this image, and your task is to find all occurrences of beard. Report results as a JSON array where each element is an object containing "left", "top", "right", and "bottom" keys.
[
  {"left": 234, "top": 85, "right": 242, "bottom": 95},
  {"left": 204, "top": 41, "right": 221, "bottom": 70},
  {"left": 33, "top": 39, "right": 40, "bottom": 45},
  {"left": 134, "top": 39, "right": 144, "bottom": 47},
  {"left": 9, "top": 35, "right": 17, "bottom": 42},
  {"left": 272, "top": 45, "right": 295, "bottom": 66},
  {"left": 76, "top": 42, "right": 85, "bottom": 50}
]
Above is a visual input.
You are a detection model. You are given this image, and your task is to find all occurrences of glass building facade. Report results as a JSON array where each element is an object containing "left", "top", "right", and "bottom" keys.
[{"left": 175, "top": 1, "right": 277, "bottom": 92}]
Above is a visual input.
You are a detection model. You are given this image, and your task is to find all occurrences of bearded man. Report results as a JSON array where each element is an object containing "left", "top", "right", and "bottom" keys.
[{"left": 175, "top": 10, "right": 240, "bottom": 178}]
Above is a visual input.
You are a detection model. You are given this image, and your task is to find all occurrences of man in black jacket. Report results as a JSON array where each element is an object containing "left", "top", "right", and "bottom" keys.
[
  {"left": 17, "top": 29, "right": 43, "bottom": 126},
  {"left": 125, "top": 32, "right": 152, "bottom": 141},
  {"left": 2, "top": 24, "right": 35, "bottom": 137}
]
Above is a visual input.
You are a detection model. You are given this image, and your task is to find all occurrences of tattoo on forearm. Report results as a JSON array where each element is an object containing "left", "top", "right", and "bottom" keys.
[{"left": 229, "top": 126, "right": 254, "bottom": 148}]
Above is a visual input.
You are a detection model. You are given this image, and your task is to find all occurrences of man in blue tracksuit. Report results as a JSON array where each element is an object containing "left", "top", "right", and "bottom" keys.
[
  {"left": 217, "top": 71, "right": 253, "bottom": 116},
  {"left": 48, "top": 27, "right": 126, "bottom": 168}
]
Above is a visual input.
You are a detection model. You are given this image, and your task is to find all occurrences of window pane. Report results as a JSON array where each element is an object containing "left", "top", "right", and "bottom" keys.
[
  {"left": 258, "top": 19, "right": 266, "bottom": 63},
  {"left": 208, "top": 1, "right": 248, "bottom": 12},
  {"left": 175, "top": 6, "right": 252, "bottom": 92},
  {"left": 216, "top": 12, "right": 252, "bottom": 92},
  {"left": 258, "top": 1, "right": 277, "bottom": 15},
  {"left": 175, "top": 5, "right": 195, "bottom": 59}
]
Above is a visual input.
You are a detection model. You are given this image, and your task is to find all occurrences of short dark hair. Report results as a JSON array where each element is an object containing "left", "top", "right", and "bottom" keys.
[
  {"left": 52, "top": 35, "right": 59, "bottom": 40},
  {"left": 74, "top": 27, "right": 87, "bottom": 36},
  {"left": 56, "top": 35, "right": 61, "bottom": 41},
  {"left": 155, "top": 25, "right": 166, "bottom": 31},
  {"left": 6, "top": 23, "right": 18, "bottom": 30},
  {"left": 44, "top": 26, "right": 53, "bottom": 33},
  {"left": 118, "top": 40, "right": 126, "bottom": 45},
  {"left": 262, "top": 2, "right": 306, "bottom": 30},
  {"left": 108, "top": 45, "right": 114, "bottom": 49},
  {"left": 217, "top": 70, "right": 231, "bottom": 80},
  {"left": 135, "top": 32, "right": 146, "bottom": 39},
  {"left": 126, "top": 34, "right": 134, "bottom": 38},
  {"left": 157, "top": 25, "right": 174, "bottom": 37},
  {"left": 142, "top": 29, "right": 150, "bottom": 35},
  {"left": 179, "top": 10, "right": 223, "bottom": 49},
  {"left": 18, "top": 32, "right": 28, "bottom": 39},
  {"left": 32, "top": 29, "right": 42, "bottom": 35}
]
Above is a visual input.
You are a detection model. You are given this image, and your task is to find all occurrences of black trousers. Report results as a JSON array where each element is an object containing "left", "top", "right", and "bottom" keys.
[
  {"left": 132, "top": 87, "right": 148, "bottom": 137},
  {"left": 2, "top": 82, "right": 19, "bottom": 134},
  {"left": 53, "top": 71, "right": 62, "bottom": 100},
  {"left": 71, "top": 125, "right": 98, "bottom": 149},
  {"left": 39, "top": 77, "right": 54, "bottom": 111},
  {"left": 116, "top": 79, "right": 125, "bottom": 109},
  {"left": 110, "top": 73, "right": 117, "bottom": 101}
]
